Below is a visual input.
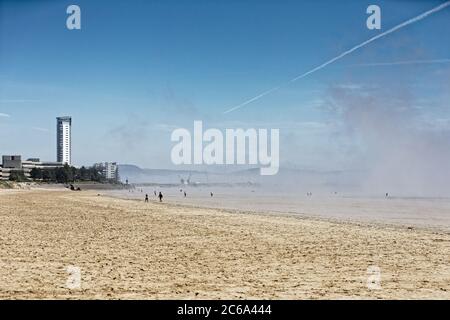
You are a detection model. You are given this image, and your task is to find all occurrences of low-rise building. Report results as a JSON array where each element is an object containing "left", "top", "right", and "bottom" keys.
[
  {"left": 1, "top": 155, "right": 64, "bottom": 180},
  {"left": 1, "top": 155, "right": 22, "bottom": 180},
  {"left": 2, "top": 155, "right": 22, "bottom": 169},
  {"left": 0, "top": 167, "right": 10, "bottom": 180}
]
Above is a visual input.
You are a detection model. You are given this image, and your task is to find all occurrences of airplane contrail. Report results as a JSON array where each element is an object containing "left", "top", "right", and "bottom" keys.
[{"left": 224, "top": 1, "right": 450, "bottom": 114}]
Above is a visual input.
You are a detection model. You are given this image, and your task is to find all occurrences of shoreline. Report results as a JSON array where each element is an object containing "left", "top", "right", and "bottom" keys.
[
  {"left": 104, "top": 191, "right": 449, "bottom": 235},
  {"left": 3, "top": 186, "right": 450, "bottom": 234},
  {"left": 104, "top": 188, "right": 450, "bottom": 233},
  {"left": 4, "top": 186, "right": 450, "bottom": 233}
]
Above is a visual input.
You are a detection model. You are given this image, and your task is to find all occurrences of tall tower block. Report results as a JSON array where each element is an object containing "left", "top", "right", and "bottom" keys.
[{"left": 56, "top": 116, "right": 72, "bottom": 165}]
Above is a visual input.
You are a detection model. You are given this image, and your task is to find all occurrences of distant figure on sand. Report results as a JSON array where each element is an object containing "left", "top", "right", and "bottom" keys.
[
  {"left": 158, "top": 192, "right": 163, "bottom": 202},
  {"left": 145, "top": 194, "right": 148, "bottom": 202},
  {"left": 184, "top": 191, "right": 186, "bottom": 197},
  {"left": 210, "top": 192, "right": 213, "bottom": 197},
  {"left": 154, "top": 191, "right": 157, "bottom": 196},
  {"left": 386, "top": 193, "right": 389, "bottom": 198}
]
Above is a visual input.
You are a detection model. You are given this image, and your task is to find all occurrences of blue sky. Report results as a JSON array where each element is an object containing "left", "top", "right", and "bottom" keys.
[{"left": 0, "top": 0, "right": 449, "bottom": 170}]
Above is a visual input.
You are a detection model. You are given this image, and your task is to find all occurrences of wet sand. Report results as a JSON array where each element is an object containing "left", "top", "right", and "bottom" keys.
[
  {"left": 0, "top": 189, "right": 449, "bottom": 299},
  {"left": 110, "top": 186, "right": 450, "bottom": 232}
]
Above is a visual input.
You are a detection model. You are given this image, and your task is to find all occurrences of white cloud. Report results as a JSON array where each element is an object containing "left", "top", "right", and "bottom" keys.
[{"left": 0, "top": 113, "right": 11, "bottom": 118}]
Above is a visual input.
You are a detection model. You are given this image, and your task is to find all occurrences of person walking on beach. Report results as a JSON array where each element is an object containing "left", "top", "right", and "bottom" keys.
[
  {"left": 158, "top": 192, "right": 163, "bottom": 202},
  {"left": 145, "top": 194, "right": 148, "bottom": 202},
  {"left": 184, "top": 191, "right": 187, "bottom": 198},
  {"left": 210, "top": 192, "right": 213, "bottom": 197}
]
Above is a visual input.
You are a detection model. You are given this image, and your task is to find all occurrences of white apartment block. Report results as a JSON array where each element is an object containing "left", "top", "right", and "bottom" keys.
[
  {"left": 93, "top": 162, "right": 119, "bottom": 181},
  {"left": 57, "top": 116, "right": 72, "bottom": 165},
  {"left": 104, "top": 162, "right": 118, "bottom": 180}
]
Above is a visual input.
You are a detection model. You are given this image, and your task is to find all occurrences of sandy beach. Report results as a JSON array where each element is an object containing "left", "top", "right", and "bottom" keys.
[{"left": 0, "top": 189, "right": 449, "bottom": 299}]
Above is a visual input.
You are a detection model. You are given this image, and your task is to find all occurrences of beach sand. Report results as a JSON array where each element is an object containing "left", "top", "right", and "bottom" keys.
[{"left": 0, "top": 189, "right": 449, "bottom": 299}]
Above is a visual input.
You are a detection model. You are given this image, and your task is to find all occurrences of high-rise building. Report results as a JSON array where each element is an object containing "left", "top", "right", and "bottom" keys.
[
  {"left": 104, "top": 162, "right": 119, "bottom": 181},
  {"left": 56, "top": 116, "right": 72, "bottom": 165},
  {"left": 93, "top": 162, "right": 119, "bottom": 181}
]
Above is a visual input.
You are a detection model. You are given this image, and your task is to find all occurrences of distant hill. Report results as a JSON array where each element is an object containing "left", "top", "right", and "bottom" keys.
[
  {"left": 119, "top": 164, "right": 205, "bottom": 176},
  {"left": 118, "top": 164, "right": 363, "bottom": 190},
  {"left": 118, "top": 164, "right": 212, "bottom": 184}
]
